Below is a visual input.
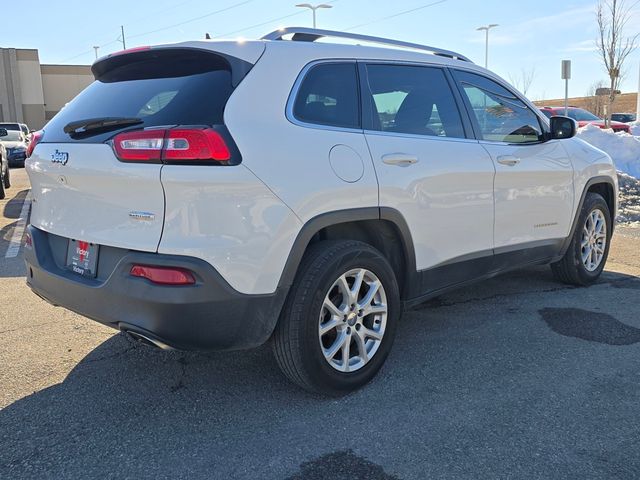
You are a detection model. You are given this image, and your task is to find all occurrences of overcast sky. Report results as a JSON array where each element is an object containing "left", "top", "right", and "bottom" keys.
[{"left": 4, "top": 0, "right": 640, "bottom": 101}]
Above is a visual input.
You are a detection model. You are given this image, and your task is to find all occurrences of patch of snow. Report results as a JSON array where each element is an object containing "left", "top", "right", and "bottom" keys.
[
  {"left": 629, "top": 121, "right": 640, "bottom": 136},
  {"left": 576, "top": 124, "right": 640, "bottom": 178},
  {"left": 617, "top": 172, "right": 640, "bottom": 227}
]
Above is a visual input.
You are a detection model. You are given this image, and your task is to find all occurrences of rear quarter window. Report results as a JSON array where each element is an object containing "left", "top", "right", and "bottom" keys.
[{"left": 292, "top": 63, "right": 361, "bottom": 129}]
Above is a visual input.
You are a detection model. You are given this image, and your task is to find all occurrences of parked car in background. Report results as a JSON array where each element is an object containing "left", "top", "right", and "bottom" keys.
[
  {"left": 0, "top": 128, "right": 11, "bottom": 199},
  {"left": 0, "top": 122, "right": 30, "bottom": 138},
  {"left": 0, "top": 129, "right": 29, "bottom": 167},
  {"left": 539, "top": 107, "right": 631, "bottom": 134},
  {"left": 611, "top": 113, "right": 636, "bottom": 124}
]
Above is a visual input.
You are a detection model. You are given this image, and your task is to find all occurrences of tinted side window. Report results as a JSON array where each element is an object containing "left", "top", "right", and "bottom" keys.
[
  {"left": 455, "top": 71, "right": 543, "bottom": 144},
  {"left": 365, "top": 64, "right": 465, "bottom": 139},
  {"left": 293, "top": 63, "right": 360, "bottom": 129}
]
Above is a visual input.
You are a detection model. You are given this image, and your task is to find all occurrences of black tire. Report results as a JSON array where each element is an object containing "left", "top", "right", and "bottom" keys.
[
  {"left": 551, "top": 192, "right": 611, "bottom": 286},
  {"left": 273, "top": 240, "right": 401, "bottom": 395},
  {"left": 3, "top": 163, "right": 10, "bottom": 189},
  {"left": 0, "top": 163, "right": 5, "bottom": 200}
]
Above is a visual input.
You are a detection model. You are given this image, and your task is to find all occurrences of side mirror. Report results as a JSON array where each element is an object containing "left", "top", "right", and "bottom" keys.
[
  {"left": 549, "top": 116, "right": 577, "bottom": 140},
  {"left": 0, "top": 128, "right": 7, "bottom": 137}
]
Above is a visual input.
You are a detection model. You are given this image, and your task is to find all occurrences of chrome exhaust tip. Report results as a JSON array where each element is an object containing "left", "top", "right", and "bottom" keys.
[{"left": 124, "top": 330, "right": 175, "bottom": 351}]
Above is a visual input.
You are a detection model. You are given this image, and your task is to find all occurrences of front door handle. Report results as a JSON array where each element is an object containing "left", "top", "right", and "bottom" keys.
[
  {"left": 382, "top": 153, "right": 419, "bottom": 167},
  {"left": 496, "top": 155, "right": 521, "bottom": 166}
]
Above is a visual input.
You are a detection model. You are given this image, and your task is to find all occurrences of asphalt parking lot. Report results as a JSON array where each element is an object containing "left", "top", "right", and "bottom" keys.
[{"left": 1, "top": 168, "right": 640, "bottom": 479}]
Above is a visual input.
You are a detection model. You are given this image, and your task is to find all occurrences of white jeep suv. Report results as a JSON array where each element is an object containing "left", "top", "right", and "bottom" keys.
[{"left": 24, "top": 28, "right": 618, "bottom": 394}]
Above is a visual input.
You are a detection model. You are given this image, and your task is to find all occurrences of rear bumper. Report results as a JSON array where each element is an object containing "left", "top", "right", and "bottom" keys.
[{"left": 24, "top": 225, "right": 287, "bottom": 351}]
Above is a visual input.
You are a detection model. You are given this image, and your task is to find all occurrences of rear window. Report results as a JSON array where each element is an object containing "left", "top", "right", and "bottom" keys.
[
  {"left": 1, "top": 130, "right": 24, "bottom": 141},
  {"left": 43, "top": 49, "right": 235, "bottom": 143}
]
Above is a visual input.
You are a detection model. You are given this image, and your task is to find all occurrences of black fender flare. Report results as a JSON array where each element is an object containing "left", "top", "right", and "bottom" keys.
[
  {"left": 558, "top": 175, "right": 617, "bottom": 257},
  {"left": 276, "top": 207, "right": 417, "bottom": 291}
]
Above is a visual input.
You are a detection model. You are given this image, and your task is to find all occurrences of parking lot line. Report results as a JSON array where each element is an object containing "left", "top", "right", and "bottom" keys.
[{"left": 4, "top": 191, "right": 31, "bottom": 259}]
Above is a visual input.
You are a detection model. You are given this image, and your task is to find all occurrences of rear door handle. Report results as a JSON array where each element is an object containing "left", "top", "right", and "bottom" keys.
[
  {"left": 382, "top": 154, "right": 419, "bottom": 167},
  {"left": 496, "top": 155, "right": 521, "bottom": 166}
]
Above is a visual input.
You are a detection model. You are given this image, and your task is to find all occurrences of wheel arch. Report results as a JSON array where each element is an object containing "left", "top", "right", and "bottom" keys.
[
  {"left": 587, "top": 180, "right": 616, "bottom": 225},
  {"left": 559, "top": 175, "right": 617, "bottom": 257},
  {"left": 277, "top": 208, "right": 417, "bottom": 300}
]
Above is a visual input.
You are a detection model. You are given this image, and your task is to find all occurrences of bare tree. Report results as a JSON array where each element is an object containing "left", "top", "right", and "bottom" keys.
[
  {"left": 535, "top": 90, "right": 547, "bottom": 104},
  {"left": 508, "top": 68, "right": 537, "bottom": 96},
  {"left": 596, "top": 0, "right": 639, "bottom": 126},
  {"left": 585, "top": 80, "right": 608, "bottom": 117}
]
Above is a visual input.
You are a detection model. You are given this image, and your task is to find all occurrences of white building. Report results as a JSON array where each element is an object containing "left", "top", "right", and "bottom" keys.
[{"left": 0, "top": 47, "right": 93, "bottom": 130}]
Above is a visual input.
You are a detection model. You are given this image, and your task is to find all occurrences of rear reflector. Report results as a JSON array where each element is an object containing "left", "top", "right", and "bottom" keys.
[
  {"left": 130, "top": 265, "right": 196, "bottom": 285},
  {"left": 112, "top": 128, "right": 231, "bottom": 163}
]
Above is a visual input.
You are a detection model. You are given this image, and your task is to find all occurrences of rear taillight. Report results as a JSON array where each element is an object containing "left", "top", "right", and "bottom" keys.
[
  {"left": 113, "top": 130, "right": 165, "bottom": 162},
  {"left": 111, "top": 128, "right": 231, "bottom": 163},
  {"left": 165, "top": 129, "right": 230, "bottom": 161},
  {"left": 130, "top": 265, "right": 196, "bottom": 285},
  {"left": 26, "top": 130, "right": 43, "bottom": 158}
]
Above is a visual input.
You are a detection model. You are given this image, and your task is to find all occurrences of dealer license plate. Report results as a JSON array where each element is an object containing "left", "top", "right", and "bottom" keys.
[{"left": 66, "top": 239, "right": 99, "bottom": 278}]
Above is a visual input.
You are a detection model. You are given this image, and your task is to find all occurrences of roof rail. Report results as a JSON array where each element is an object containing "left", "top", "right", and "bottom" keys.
[{"left": 261, "top": 27, "right": 472, "bottom": 63}]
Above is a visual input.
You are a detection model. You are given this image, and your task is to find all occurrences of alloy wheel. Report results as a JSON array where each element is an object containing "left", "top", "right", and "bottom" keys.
[
  {"left": 581, "top": 208, "right": 607, "bottom": 272},
  {"left": 318, "top": 268, "right": 388, "bottom": 373}
]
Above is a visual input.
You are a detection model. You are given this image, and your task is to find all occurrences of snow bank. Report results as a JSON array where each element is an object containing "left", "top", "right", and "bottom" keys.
[
  {"left": 576, "top": 124, "right": 640, "bottom": 178},
  {"left": 617, "top": 172, "right": 640, "bottom": 226},
  {"left": 629, "top": 121, "right": 640, "bottom": 136}
]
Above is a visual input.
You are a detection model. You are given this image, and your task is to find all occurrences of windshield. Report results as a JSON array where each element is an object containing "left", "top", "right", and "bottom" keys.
[
  {"left": 566, "top": 109, "right": 600, "bottom": 121},
  {"left": 0, "top": 130, "right": 23, "bottom": 142}
]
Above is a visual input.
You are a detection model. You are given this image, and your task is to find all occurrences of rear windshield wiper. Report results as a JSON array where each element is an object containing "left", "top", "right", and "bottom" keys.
[{"left": 63, "top": 117, "right": 143, "bottom": 136}]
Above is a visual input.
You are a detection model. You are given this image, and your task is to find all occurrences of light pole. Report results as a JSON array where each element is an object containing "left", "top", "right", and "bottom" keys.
[
  {"left": 119, "top": 25, "right": 126, "bottom": 50},
  {"left": 636, "top": 62, "right": 640, "bottom": 121},
  {"left": 93, "top": 46, "right": 100, "bottom": 60},
  {"left": 476, "top": 24, "right": 499, "bottom": 69},
  {"left": 295, "top": 3, "right": 332, "bottom": 29}
]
